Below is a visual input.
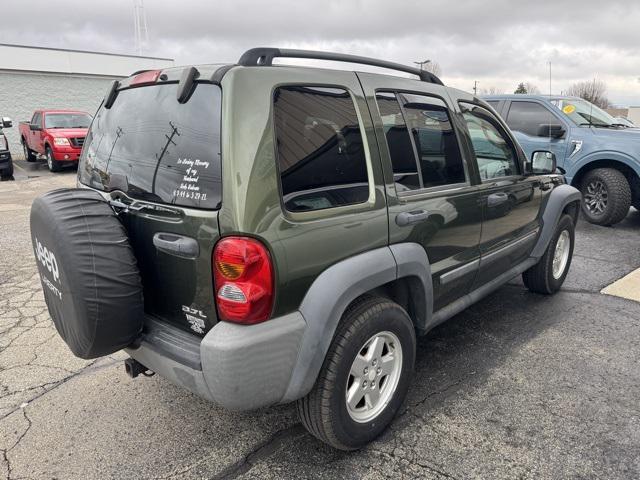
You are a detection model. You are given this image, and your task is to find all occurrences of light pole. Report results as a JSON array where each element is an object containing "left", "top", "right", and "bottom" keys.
[{"left": 414, "top": 59, "right": 431, "bottom": 71}]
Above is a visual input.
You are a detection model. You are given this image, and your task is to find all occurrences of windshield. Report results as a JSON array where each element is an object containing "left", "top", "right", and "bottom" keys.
[
  {"left": 45, "top": 113, "right": 92, "bottom": 129},
  {"left": 78, "top": 83, "right": 222, "bottom": 209},
  {"left": 552, "top": 98, "right": 621, "bottom": 127}
]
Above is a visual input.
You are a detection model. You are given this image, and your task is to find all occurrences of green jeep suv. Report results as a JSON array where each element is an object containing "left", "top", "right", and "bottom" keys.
[{"left": 30, "top": 48, "right": 581, "bottom": 450}]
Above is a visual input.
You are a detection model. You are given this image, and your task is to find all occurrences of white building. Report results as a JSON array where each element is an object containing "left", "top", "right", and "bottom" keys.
[{"left": 0, "top": 43, "right": 174, "bottom": 155}]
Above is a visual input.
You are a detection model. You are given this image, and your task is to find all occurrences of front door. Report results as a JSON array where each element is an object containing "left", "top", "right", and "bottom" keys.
[
  {"left": 358, "top": 74, "right": 483, "bottom": 315},
  {"left": 453, "top": 99, "right": 545, "bottom": 287}
]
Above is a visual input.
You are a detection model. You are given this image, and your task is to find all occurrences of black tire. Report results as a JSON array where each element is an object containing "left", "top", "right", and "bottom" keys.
[
  {"left": 30, "top": 188, "right": 144, "bottom": 359},
  {"left": 523, "top": 214, "right": 575, "bottom": 294},
  {"left": 45, "top": 146, "right": 62, "bottom": 172},
  {"left": 22, "top": 140, "right": 36, "bottom": 162},
  {"left": 580, "top": 168, "right": 631, "bottom": 226},
  {"left": 297, "top": 296, "right": 416, "bottom": 450}
]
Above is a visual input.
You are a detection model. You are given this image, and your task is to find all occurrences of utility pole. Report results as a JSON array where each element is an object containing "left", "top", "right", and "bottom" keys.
[
  {"left": 548, "top": 60, "right": 552, "bottom": 96},
  {"left": 473, "top": 81, "right": 478, "bottom": 96},
  {"left": 413, "top": 59, "right": 431, "bottom": 71}
]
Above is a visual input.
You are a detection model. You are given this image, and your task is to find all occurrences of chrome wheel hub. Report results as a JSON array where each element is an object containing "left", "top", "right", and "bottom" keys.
[
  {"left": 345, "top": 331, "right": 402, "bottom": 423},
  {"left": 584, "top": 180, "right": 608, "bottom": 215},
  {"left": 47, "top": 152, "right": 52, "bottom": 169},
  {"left": 552, "top": 230, "right": 571, "bottom": 279}
]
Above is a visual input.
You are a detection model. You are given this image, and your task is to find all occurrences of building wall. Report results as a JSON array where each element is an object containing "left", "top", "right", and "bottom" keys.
[
  {"left": 627, "top": 107, "right": 640, "bottom": 126},
  {"left": 0, "top": 71, "right": 116, "bottom": 156}
]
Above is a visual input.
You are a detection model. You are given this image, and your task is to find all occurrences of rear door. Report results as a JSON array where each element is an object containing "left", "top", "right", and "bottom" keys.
[
  {"left": 78, "top": 81, "right": 223, "bottom": 336},
  {"left": 449, "top": 94, "right": 545, "bottom": 287},
  {"left": 30, "top": 112, "right": 43, "bottom": 152},
  {"left": 358, "top": 73, "right": 483, "bottom": 314}
]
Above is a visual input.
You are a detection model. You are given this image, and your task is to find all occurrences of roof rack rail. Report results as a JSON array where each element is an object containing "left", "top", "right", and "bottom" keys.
[{"left": 237, "top": 47, "right": 444, "bottom": 85}]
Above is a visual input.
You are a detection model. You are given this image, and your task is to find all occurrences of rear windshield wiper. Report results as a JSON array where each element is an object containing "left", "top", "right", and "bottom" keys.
[{"left": 107, "top": 197, "right": 182, "bottom": 215}]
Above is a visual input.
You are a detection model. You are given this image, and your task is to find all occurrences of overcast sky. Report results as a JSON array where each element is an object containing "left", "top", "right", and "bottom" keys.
[{"left": 2, "top": 0, "right": 639, "bottom": 106}]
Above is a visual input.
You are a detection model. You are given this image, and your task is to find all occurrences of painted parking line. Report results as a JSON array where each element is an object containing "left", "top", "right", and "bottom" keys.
[{"left": 602, "top": 268, "right": 640, "bottom": 302}]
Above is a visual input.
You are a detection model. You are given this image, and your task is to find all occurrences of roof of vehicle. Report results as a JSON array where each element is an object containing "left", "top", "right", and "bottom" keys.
[
  {"left": 482, "top": 94, "right": 583, "bottom": 102},
  {"left": 37, "top": 109, "right": 92, "bottom": 114}
]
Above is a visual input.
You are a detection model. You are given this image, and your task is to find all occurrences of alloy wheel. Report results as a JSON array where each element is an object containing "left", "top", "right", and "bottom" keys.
[
  {"left": 345, "top": 331, "right": 403, "bottom": 423},
  {"left": 552, "top": 230, "right": 571, "bottom": 279},
  {"left": 584, "top": 180, "right": 608, "bottom": 215}
]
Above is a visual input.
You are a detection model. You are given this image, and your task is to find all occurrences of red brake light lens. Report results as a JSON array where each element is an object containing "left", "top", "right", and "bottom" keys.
[
  {"left": 131, "top": 69, "right": 161, "bottom": 86},
  {"left": 213, "top": 237, "right": 274, "bottom": 324}
]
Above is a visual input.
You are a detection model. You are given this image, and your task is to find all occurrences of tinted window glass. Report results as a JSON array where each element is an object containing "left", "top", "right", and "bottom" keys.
[
  {"left": 485, "top": 100, "right": 500, "bottom": 110},
  {"left": 45, "top": 113, "right": 92, "bottom": 129},
  {"left": 79, "top": 83, "right": 222, "bottom": 209},
  {"left": 274, "top": 86, "right": 369, "bottom": 212},
  {"left": 461, "top": 103, "right": 519, "bottom": 180},
  {"left": 375, "top": 92, "right": 420, "bottom": 191},
  {"left": 32, "top": 113, "right": 41, "bottom": 127},
  {"left": 400, "top": 93, "right": 466, "bottom": 188},
  {"left": 506, "top": 101, "right": 559, "bottom": 136}
]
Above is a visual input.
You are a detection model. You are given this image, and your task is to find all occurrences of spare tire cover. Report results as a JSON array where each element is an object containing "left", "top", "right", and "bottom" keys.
[{"left": 30, "top": 188, "right": 143, "bottom": 359}]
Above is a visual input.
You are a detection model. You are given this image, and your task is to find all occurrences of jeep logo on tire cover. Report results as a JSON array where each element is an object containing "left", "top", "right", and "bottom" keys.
[{"left": 35, "top": 237, "right": 60, "bottom": 283}]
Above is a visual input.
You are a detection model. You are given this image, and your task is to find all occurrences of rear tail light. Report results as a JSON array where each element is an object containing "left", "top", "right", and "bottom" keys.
[{"left": 213, "top": 237, "right": 274, "bottom": 324}]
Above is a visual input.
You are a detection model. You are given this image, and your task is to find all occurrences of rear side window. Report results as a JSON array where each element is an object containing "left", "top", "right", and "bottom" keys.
[
  {"left": 375, "top": 92, "right": 466, "bottom": 193},
  {"left": 79, "top": 83, "right": 222, "bottom": 209},
  {"left": 506, "top": 101, "right": 559, "bottom": 136},
  {"left": 273, "top": 86, "right": 369, "bottom": 212}
]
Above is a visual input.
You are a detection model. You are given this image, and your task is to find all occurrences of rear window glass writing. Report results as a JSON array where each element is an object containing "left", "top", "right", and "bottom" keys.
[{"left": 79, "top": 83, "right": 222, "bottom": 209}]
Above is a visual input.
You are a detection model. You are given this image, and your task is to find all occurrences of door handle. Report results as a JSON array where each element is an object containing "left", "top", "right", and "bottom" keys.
[
  {"left": 395, "top": 209, "right": 430, "bottom": 227},
  {"left": 153, "top": 232, "right": 199, "bottom": 259},
  {"left": 487, "top": 192, "right": 509, "bottom": 207}
]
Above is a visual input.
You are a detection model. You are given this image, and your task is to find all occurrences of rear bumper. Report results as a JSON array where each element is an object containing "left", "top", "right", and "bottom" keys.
[{"left": 125, "top": 312, "right": 307, "bottom": 410}]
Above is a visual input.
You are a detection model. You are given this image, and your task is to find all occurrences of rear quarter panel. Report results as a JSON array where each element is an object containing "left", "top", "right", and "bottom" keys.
[{"left": 217, "top": 66, "right": 389, "bottom": 317}]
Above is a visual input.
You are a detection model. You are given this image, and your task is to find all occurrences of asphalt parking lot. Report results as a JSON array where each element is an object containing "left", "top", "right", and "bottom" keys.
[{"left": 1, "top": 173, "right": 639, "bottom": 479}]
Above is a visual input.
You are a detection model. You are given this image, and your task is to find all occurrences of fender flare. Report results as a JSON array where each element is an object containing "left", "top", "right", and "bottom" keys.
[
  {"left": 530, "top": 184, "right": 581, "bottom": 259},
  {"left": 280, "top": 243, "right": 432, "bottom": 403},
  {"left": 566, "top": 150, "right": 640, "bottom": 185}
]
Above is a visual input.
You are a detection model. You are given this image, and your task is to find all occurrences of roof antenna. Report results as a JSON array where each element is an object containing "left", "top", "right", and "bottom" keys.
[{"left": 133, "top": 0, "right": 149, "bottom": 56}]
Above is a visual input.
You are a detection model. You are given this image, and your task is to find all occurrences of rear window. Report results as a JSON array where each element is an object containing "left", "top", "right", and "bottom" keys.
[{"left": 79, "top": 83, "right": 222, "bottom": 209}]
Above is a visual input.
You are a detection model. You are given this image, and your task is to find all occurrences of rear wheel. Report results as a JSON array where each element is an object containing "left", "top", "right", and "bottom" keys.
[
  {"left": 22, "top": 140, "right": 36, "bottom": 162},
  {"left": 523, "top": 214, "right": 575, "bottom": 294},
  {"left": 580, "top": 168, "right": 631, "bottom": 226},
  {"left": 46, "top": 146, "right": 61, "bottom": 172},
  {"left": 297, "top": 296, "right": 416, "bottom": 450},
  {"left": 0, "top": 160, "right": 14, "bottom": 181}
]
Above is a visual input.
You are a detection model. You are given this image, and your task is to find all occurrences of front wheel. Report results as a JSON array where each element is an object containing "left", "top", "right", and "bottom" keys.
[
  {"left": 580, "top": 168, "right": 631, "bottom": 226},
  {"left": 297, "top": 296, "right": 416, "bottom": 450},
  {"left": 46, "top": 147, "right": 61, "bottom": 172},
  {"left": 523, "top": 214, "right": 575, "bottom": 294}
]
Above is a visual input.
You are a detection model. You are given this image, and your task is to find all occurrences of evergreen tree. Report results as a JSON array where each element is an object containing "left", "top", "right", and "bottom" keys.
[{"left": 514, "top": 82, "right": 528, "bottom": 94}]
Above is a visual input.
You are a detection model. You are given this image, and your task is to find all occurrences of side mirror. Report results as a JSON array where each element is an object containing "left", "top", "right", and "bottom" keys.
[
  {"left": 529, "top": 151, "right": 557, "bottom": 175},
  {"left": 537, "top": 124, "right": 565, "bottom": 138},
  {"left": 29, "top": 123, "right": 41, "bottom": 131},
  {"left": 1, "top": 117, "right": 12, "bottom": 128}
]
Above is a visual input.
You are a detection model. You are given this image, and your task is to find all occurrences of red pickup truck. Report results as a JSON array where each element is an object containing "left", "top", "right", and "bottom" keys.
[{"left": 19, "top": 110, "right": 92, "bottom": 172}]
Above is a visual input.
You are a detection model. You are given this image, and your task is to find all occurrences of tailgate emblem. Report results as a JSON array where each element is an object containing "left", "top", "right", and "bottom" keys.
[{"left": 182, "top": 305, "right": 207, "bottom": 334}]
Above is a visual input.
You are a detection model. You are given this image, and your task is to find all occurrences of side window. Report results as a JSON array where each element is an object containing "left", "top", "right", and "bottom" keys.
[
  {"left": 506, "top": 101, "right": 559, "bottom": 136},
  {"left": 485, "top": 100, "right": 500, "bottom": 110},
  {"left": 375, "top": 92, "right": 420, "bottom": 191},
  {"left": 460, "top": 102, "right": 519, "bottom": 181},
  {"left": 32, "top": 113, "right": 42, "bottom": 128},
  {"left": 400, "top": 93, "right": 466, "bottom": 189},
  {"left": 273, "top": 86, "right": 369, "bottom": 212}
]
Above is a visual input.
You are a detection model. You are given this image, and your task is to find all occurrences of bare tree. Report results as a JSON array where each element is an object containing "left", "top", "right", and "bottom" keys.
[
  {"left": 480, "top": 86, "right": 502, "bottom": 95},
  {"left": 525, "top": 82, "right": 541, "bottom": 94},
  {"left": 566, "top": 79, "right": 610, "bottom": 109},
  {"left": 422, "top": 61, "right": 442, "bottom": 77}
]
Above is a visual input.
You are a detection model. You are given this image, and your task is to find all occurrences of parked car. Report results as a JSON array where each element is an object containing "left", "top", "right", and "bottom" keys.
[
  {"left": 30, "top": 49, "right": 580, "bottom": 450},
  {"left": 19, "top": 110, "right": 92, "bottom": 172},
  {"left": 483, "top": 95, "right": 640, "bottom": 225},
  {"left": 0, "top": 117, "right": 14, "bottom": 180}
]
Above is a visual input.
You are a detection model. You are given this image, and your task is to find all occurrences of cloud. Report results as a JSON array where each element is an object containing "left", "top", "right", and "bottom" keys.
[{"left": 1, "top": 0, "right": 639, "bottom": 104}]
